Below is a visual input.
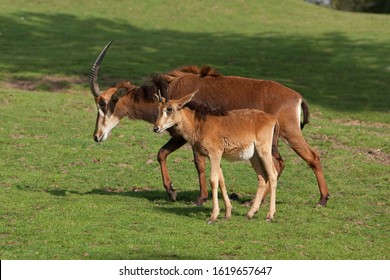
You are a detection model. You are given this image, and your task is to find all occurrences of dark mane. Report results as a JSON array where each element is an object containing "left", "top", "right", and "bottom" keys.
[
  {"left": 163, "top": 65, "right": 222, "bottom": 82},
  {"left": 150, "top": 73, "right": 169, "bottom": 100},
  {"left": 114, "top": 80, "right": 138, "bottom": 93},
  {"left": 114, "top": 76, "right": 168, "bottom": 103},
  {"left": 112, "top": 66, "right": 221, "bottom": 104},
  {"left": 185, "top": 101, "right": 228, "bottom": 121},
  {"left": 198, "top": 65, "right": 221, "bottom": 78}
]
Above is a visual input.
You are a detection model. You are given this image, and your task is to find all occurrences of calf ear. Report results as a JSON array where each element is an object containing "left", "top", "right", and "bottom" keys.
[{"left": 178, "top": 89, "right": 198, "bottom": 110}]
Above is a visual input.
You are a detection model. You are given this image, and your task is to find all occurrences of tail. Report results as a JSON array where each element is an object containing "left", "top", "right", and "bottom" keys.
[
  {"left": 271, "top": 121, "right": 281, "bottom": 162},
  {"left": 300, "top": 99, "right": 310, "bottom": 129},
  {"left": 272, "top": 121, "right": 280, "bottom": 150},
  {"left": 271, "top": 120, "right": 284, "bottom": 179}
]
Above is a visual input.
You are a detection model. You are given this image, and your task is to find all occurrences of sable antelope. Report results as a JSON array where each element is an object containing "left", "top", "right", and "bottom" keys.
[
  {"left": 153, "top": 91, "right": 280, "bottom": 223},
  {"left": 89, "top": 41, "right": 330, "bottom": 207}
]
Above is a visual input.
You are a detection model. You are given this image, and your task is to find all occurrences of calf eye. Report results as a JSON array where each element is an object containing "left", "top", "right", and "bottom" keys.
[{"left": 166, "top": 107, "right": 173, "bottom": 114}]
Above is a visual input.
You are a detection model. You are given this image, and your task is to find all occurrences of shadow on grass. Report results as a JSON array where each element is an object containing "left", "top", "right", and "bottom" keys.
[
  {"left": 15, "top": 184, "right": 210, "bottom": 215},
  {"left": 1, "top": 12, "right": 389, "bottom": 113},
  {"left": 16, "top": 185, "right": 255, "bottom": 218}
]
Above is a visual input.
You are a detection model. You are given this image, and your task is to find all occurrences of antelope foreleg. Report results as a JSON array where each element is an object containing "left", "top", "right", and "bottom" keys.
[
  {"left": 157, "top": 136, "right": 187, "bottom": 201},
  {"left": 193, "top": 151, "right": 208, "bottom": 206}
]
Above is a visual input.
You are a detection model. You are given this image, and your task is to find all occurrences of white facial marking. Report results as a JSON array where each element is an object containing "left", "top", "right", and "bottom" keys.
[
  {"left": 95, "top": 114, "right": 120, "bottom": 142},
  {"left": 102, "top": 115, "right": 120, "bottom": 137},
  {"left": 155, "top": 106, "right": 176, "bottom": 133}
]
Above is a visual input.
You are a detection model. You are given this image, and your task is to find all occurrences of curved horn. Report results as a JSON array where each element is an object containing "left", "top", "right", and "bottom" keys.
[{"left": 89, "top": 41, "right": 113, "bottom": 97}]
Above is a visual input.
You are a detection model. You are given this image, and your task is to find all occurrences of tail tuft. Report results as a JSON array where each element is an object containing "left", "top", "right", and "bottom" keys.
[
  {"left": 272, "top": 121, "right": 280, "bottom": 151},
  {"left": 300, "top": 99, "right": 310, "bottom": 129}
]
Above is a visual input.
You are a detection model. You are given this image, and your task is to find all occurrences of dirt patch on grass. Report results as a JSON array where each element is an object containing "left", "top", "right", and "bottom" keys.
[
  {"left": 3, "top": 76, "right": 85, "bottom": 92},
  {"left": 333, "top": 118, "right": 390, "bottom": 129},
  {"left": 311, "top": 134, "right": 390, "bottom": 165},
  {"left": 365, "top": 148, "right": 390, "bottom": 165},
  {"left": 322, "top": 118, "right": 390, "bottom": 165}
]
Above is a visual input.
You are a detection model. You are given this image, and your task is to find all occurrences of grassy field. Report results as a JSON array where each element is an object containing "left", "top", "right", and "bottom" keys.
[{"left": 0, "top": 0, "right": 389, "bottom": 260}]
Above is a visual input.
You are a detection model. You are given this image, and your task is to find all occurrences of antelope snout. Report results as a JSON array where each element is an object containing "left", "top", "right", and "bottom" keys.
[
  {"left": 153, "top": 126, "right": 160, "bottom": 133},
  {"left": 94, "top": 131, "right": 108, "bottom": 142}
]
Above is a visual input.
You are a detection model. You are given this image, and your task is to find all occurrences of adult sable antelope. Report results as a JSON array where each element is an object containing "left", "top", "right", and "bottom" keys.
[
  {"left": 153, "top": 91, "right": 280, "bottom": 223},
  {"left": 89, "top": 41, "right": 330, "bottom": 207}
]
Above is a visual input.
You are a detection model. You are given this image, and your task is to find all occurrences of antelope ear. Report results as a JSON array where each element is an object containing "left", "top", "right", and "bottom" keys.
[
  {"left": 107, "top": 87, "right": 128, "bottom": 116},
  {"left": 177, "top": 89, "right": 198, "bottom": 110},
  {"left": 111, "top": 87, "right": 128, "bottom": 104}
]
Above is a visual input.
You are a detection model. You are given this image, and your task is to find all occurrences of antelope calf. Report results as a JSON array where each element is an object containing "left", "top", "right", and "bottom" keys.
[{"left": 153, "top": 91, "right": 280, "bottom": 223}]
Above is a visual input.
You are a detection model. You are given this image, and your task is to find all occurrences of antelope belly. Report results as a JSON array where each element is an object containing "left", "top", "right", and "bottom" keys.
[{"left": 223, "top": 144, "right": 255, "bottom": 162}]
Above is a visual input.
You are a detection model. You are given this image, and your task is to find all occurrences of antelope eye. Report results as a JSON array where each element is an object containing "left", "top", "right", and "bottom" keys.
[
  {"left": 166, "top": 106, "right": 173, "bottom": 114},
  {"left": 98, "top": 101, "right": 107, "bottom": 114}
]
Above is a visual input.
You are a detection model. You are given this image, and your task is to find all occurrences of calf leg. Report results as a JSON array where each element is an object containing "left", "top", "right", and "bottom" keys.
[
  {"left": 157, "top": 136, "right": 187, "bottom": 201},
  {"left": 218, "top": 166, "right": 232, "bottom": 220},
  {"left": 258, "top": 142, "right": 284, "bottom": 204},
  {"left": 247, "top": 155, "right": 268, "bottom": 219},
  {"left": 208, "top": 155, "right": 222, "bottom": 224},
  {"left": 251, "top": 145, "right": 278, "bottom": 221},
  {"left": 259, "top": 150, "right": 278, "bottom": 221}
]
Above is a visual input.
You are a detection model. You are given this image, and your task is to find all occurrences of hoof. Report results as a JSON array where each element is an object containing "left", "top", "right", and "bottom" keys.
[
  {"left": 245, "top": 214, "right": 253, "bottom": 220},
  {"left": 168, "top": 191, "right": 177, "bottom": 202},
  {"left": 316, "top": 195, "right": 330, "bottom": 207},
  {"left": 245, "top": 208, "right": 258, "bottom": 219},
  {"left": 195, "top": 197, "right": 207, "bottom": 206},
  {"left": 207, "top": 219, "right": 216, "bottom": 225},
  {"left": 266, "top": 217, "right": 273, "bottom": 222},
  {"left": 266, "top": 212, "right": 274, "bottom": 222}
]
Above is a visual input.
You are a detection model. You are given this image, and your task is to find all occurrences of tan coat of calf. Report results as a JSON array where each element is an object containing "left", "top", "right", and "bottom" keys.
[{"left": 154, "top": 92, "right": 280, "bottom": 223}]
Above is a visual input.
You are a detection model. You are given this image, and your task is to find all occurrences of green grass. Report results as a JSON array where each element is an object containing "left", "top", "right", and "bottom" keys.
[{"left": 0, "top": 0, "right": 389, "bottom": 260}]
